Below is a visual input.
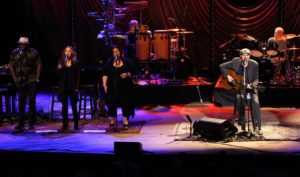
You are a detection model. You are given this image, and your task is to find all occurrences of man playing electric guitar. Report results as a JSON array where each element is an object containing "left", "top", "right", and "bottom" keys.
[{"left": 219, "top": 48, "right": 262, "bottom": 135}]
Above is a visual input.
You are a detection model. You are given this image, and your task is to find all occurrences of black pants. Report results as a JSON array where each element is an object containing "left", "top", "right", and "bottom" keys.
[
  {"left": 235, "top": 91, "right": 261, "bottom": 130},
  {"left": 61, "top": 92, "right": 78, "bottom": 128},
  {"left": 17, "top": 82, "right": 37, "bottom": 126},
  {"left": 107, "top": 92, "right": 131, "bottom": 118}
]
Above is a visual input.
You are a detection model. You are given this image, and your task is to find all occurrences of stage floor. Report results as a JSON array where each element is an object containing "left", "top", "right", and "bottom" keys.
[{"left": 1, "top": 100, "right": 300, "bottom": 155}]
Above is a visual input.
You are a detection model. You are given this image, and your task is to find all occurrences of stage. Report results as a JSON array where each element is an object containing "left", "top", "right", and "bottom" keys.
[
  {"left": 2, "top": 89, "right": 300, "bottom": 176},
  {"left": 1, "top": 100, "right": 300, "bottom": 155}
]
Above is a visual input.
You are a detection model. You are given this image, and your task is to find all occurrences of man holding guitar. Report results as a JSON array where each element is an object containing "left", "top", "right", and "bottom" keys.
[{"left": 219, "top": 48, "right": 262, "bottom": 135}]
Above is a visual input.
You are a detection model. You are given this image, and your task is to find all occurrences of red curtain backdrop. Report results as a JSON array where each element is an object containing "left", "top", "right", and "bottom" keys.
[{"left": 16, "top": 0, "right": 300, "bottom": 72}]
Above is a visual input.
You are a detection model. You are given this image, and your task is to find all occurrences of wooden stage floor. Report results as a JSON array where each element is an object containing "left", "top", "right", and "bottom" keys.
[{"left": 1, "top": 102, "right": 300, "bottom": 155}]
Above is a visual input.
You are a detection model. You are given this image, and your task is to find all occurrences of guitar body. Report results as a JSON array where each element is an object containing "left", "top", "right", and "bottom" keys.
[{"left": 220, "top": 70, "right": 243, "bottom": 90}]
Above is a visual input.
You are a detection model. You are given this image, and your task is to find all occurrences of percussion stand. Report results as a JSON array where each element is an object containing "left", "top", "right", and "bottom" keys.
[{"left": 290, "top": 46, "right": 297, "bottom": 83}]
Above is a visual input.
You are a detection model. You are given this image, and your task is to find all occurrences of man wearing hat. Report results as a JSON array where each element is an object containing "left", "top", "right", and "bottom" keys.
[
  {"left": 219, "top": 48, "right": 262, "bottom": 135},
  {"left": 8, "top": 36, "right": 42, "bottom": 131}
]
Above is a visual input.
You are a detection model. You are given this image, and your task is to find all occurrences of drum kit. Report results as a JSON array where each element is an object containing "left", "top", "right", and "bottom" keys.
[
  {"left": 88, "top": 0, "right": 194, "bottom": 83},
  {"left": 221, "top": 33, "right": 300, "bottom": 85}
]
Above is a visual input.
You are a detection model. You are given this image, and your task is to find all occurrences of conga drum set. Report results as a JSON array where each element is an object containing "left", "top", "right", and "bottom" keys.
[{"left": 134, "top": 27, "right": 193, "bottom": 83}]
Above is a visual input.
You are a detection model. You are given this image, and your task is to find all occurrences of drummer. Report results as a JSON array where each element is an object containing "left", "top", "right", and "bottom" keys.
[
  {"left": 124, "top": 19, "right": 139, "bottom": 78},
  {"left": 125, "top": 19, "right": 138, "bottom": 60},
  {"left": 268, "top": 27, "right": 288, "bottom": 84},
  {"left": 268, "top": 27, "right": 288, "bottom": 52}
]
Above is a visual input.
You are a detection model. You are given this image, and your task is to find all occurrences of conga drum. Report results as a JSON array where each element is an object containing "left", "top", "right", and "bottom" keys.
[
  {"left": 153, "top": 30, "right": 170, "bottom": 61},
  {"left": 136, "top": 31, "right": 152, "bottom": 63}
]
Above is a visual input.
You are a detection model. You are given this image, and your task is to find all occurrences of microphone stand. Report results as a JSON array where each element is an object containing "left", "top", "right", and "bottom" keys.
[
  {"left": 242, "top": 64, "right": 254, "bottom": 138},
  {"left": 194, "top": 69, "right": 203, "bottom": 104}
]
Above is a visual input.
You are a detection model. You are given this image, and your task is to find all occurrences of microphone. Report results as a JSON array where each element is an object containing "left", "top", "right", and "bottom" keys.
[
  {"left": 114, "top": 55, "right": 118, "bottom": 62},
  {"left": 64, "top": 56, "right": 69, "bottom": 64},
  {"left": 242, "top": 60, "right": 247, "bottom": 67},
  {"left": 19, "top": 49, "right": 23, "bottom": 55}
]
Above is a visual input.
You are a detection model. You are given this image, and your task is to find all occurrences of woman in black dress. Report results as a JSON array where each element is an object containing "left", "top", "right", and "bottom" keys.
[
  {"left": 57, "top": 46, "right": 80, "bottom": 130},
  {"left": 102, "top": 47, "right": 135, "bottom": 129}
]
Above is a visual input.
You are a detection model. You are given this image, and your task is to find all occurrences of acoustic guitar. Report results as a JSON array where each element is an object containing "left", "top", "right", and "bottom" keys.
[
  {"left": 220, "top": 69, "right": 265, "bottom": 92},
  {"left": 220, "top": 69, "right": 243, "bottom": 90}
]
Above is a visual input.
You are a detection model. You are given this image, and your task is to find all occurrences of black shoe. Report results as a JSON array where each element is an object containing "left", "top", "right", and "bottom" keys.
[
  {"left": 241, "top": 124, "right": 246, "bottom": 131},
  {"left": 29, "top": 124, "right": 35, "bottom": 130},
  {"left": 109, "top": 122, "right": 115, "bottom": 129},
  {"left": 254, "top": 128, "right": 263, "bottom": 135},
  {"left": 74, "top": 125, "right": 79, "bottom": 130},
  {"left": 14, "top": 124, "right": 24, "bottom": 130},
  {"left": 124, "top": 124, "right": 129, "bottom": 130},
  {"left": 62, "top": 125, "right": 69, "bottom": 130}
]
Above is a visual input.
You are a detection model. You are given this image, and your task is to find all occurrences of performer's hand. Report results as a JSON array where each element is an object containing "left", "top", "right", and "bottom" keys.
[
  {"left": 246, "top": 84, "right": 252, "bottom": 90},
  {"left": 57, "top": 64, "right": 63, "bottom": 69},
  {"left": 103, "top": 85, "right": 108, "bottom": 93},
  {"left": 120, "top": 72, "right": 129, "bottom": 79},
  {"left": 227, "top": 75, "right": 234, "bottom": 83}
]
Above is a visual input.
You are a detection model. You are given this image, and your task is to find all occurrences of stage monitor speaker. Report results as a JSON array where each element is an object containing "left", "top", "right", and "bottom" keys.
[
  {"left": 114, "top": 142, "right": 143, "bottom": 156},
  {"left": 193, "top": 117, "right": 238, "bottom": 141}
]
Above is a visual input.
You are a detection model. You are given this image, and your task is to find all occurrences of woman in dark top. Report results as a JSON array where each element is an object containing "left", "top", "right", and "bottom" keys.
[
  {"left": 57, "top": 46, "right": 80, "bottom": 130},
  {"left": 102, "top": 47, "right": 135, "bottom": 129}
]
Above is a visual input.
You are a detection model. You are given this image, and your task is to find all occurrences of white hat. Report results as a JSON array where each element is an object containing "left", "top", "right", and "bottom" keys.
[
  {"left": 129, "top": 19, "right": 138, "bottom": 26},
  {"left": 17, "top": 37, "right": 30, "bottom": 44},
  {"left": 240, "top": 48, "right": 251, "bottom": 55}
]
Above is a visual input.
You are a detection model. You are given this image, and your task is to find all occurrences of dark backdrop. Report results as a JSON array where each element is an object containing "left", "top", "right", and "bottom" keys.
[{"left": 1, "top": 0, "right": 300, "bottom": 85}]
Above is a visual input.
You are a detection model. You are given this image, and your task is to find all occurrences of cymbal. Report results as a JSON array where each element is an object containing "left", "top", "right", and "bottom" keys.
[
  {"left": 286, "top": 34, "right": 297, "bottom": 39},
  {"left": 87, "top": 12, "right": 98, "bottom": 17},
  {"left": 167, "top": 28, "right": 186, "bottom": 32},
  {"left": 176, "top": 31, "right": 194, "bottom": 34},
  {"left": 111, "top": 35, "right": 127, "bottom": 40},
  {"left": 219, "top": 41, "right": 231, "bottom": 49},
  {"left": 115, "top": 14, "right": 126, "bottom": 18},
  {"left": 96, "top": 18, "right": 105, "bottom": 22},
  {"left": 232, "top": 33, "right": 255, "bottom": 41},
  {"left": 285, "top": 47, "right": 300, "bottom": 51},
  {"left": 115, "top": 7, "right": 127, "bottom": 12},
  {"left": 124, "top": 1, "right": 148, "bottom": 5}
]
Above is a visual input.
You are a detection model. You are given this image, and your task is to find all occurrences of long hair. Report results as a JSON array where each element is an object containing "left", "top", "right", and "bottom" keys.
[
  {"left": 112, "top": 47, "right": 124, "bottom": 66},
  {"left": 61, "top": 45, "right": 77, "bottom": 61}
]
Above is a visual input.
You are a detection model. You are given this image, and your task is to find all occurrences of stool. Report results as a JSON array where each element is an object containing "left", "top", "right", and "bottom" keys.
[
  {"left": 78, "top": 85, "right": 97, "bottom": 119},
  {"left": 49, "top": 86, "right": 62, "bottom": 120},
  {"left": 232, "top": 92, "right": 254, "bottom": 131},
  {"left": 0, "top": 88, "right": 15, "bottom": 124}
]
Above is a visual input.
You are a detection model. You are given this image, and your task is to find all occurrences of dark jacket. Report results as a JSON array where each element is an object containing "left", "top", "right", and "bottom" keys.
[{"left": 57, "top": 58, "right": 80, "bottom": 97}]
